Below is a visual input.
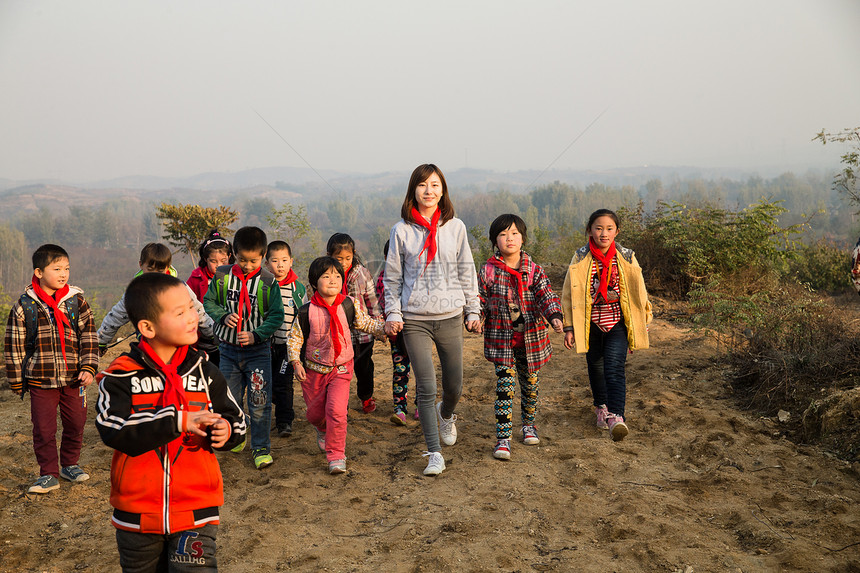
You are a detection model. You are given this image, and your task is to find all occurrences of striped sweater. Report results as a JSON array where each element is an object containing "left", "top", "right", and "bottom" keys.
[
  {"left": 202, "top": 265, "right": 284, "bottom": 346},
  {"left": 272, "top": 279, "right": 307, "bottom": 346}
]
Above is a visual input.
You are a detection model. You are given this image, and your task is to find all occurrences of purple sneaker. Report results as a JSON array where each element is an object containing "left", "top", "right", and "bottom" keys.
[{"left": 595, "top": 405, "right": 610, "bottom": 430}]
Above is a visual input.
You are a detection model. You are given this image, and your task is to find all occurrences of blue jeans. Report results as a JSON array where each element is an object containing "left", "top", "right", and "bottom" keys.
[
  {"left": 585, "top": 321, "right": 628, "bottom": 417},
  {"left": 219, "top": 342, "right": 272, "bottom": 452}
]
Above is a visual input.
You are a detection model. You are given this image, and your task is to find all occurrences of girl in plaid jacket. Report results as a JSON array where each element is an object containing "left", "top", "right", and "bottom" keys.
[
  {"left": 327, "top": 233, "right": 382, "bottom": 414},
  {"left": 479, "top": 214, "right": 563, "bottom": 460}
]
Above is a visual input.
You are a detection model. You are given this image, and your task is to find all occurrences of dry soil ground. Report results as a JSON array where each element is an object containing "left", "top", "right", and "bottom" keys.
[{"left": 0, "top": 316, "right": 858, "bottom": 572}]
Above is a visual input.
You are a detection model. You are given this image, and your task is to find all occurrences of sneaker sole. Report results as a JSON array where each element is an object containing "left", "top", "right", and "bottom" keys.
[
  {"left": 390, "top": 413, "right": 407, "bottom": 426},
  {"left": 423, "top": 466, "right": 445, "bottom": 476},
  {"left": 28, "top": 484, "right": 60, "bottom": 494},
  {"left": 493, "top": 451, "right": 511, "bottom": 460},
  {"left": 611, "top": 423, "right": 629, "bottom": 442},
  {"left": 329, "top": 466, "right": 347, "bottom": 475},
  {"left": 60, "top": 473, "right": 90, "bottom": 482},
  {"left": 523, "top": 438, "right": 540, "bottom": 445}
]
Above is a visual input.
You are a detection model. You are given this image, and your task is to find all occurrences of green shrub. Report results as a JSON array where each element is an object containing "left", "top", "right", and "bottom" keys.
[
  {"left": 619, "top": 198, "right": 807, "bottom": 298},
  {"left": 786, "top": 239, "right": 852, "bottom": 294},
  {"left": 689, "top": 272, "right": 860, "bottom": 413}
]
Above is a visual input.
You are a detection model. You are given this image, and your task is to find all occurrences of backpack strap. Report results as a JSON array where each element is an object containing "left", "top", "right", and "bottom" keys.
[
  {"left": 482, "top": 263, "right": 495, "bottom": 287},
  {"left": 66, "top": 293, "right": 80, "bottom": 336},
  {"left": 298, "top": 303, "right": 310, "bottom": 362},
  {"left": 342, "top": 297, "right": 355, "bottom": 329},
  {"left": 255, "top": 269, "right": 277, "bottom": 315},
  {"left": 213, "top": 265, "right": 231, "bottom": 306},
  {"left": 20, "top": 294, "right": 39, "bottom": 373}
]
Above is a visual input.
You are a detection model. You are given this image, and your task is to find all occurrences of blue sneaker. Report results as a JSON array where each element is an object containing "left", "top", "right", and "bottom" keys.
[
  {"left": 28, "top": 475, "right": 60, "bottom": 494},
  {"left": 60, "top": 465, "right": 90, "bottom": 482}
]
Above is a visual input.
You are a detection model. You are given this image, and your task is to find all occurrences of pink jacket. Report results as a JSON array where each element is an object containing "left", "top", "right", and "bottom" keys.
[
  {"left": 305, "top": 304, "right": 354, "bottom": 368},
  {"left": 186, "top": 267, "right": 212, "bottom": 303}
]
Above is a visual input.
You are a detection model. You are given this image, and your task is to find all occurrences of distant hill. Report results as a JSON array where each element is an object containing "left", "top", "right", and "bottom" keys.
[{"left": 0, "top": 163, "right": 805, "bottom": 220}]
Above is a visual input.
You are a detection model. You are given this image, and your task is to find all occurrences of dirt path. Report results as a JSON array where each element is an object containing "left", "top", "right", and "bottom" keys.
[{"left": 0, "top": 318, "right": 858, "bottom": 572}]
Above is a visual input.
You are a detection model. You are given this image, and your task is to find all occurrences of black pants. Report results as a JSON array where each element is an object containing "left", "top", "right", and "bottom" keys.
[
  {"left": 271, "top": 344, "right": 295, "bottom": 427},
  {"left": 115, "top": 524, "right": 217, "bottom": 572},
  {"left": 353, "top": 340, "right": 375, "bottom": 401}
]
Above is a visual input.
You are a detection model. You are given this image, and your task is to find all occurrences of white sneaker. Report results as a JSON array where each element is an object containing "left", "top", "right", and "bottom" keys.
[
  {"left": 436, "top": 402, "right": 457, "bottom": 446},
  {"left": 422, "top": 451, "right": 446, "bottom": 476}
]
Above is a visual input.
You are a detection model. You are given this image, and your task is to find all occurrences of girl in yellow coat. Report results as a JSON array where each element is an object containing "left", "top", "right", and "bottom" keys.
[{"left": 561, "top": 209, "right": 652, "bottom": 441}]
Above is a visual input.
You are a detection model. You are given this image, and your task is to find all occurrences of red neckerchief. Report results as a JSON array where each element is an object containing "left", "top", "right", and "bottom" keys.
[
  {"left": 30, "top": 275, "right": 71, "bottom": 367},
  {"left": 488, "top": 255, "right": 524, "bottom": 305},
  {"left": 231, "top": 264, "right": 261, "bottom": 331},
  {"left": 589, "top": 238, "right": 617, "bottom": 302},
  {"left": 138, "top": 339, "right": 190, "bottom": 412},
  {"left": 411, "top": 207, "right": 441, "bottom": 269},
  {"left": 137, "top": 340, "right": 190, "bottom": 458},
  {"left": 340, "top": 264, "right": 352, "bottom": 295},
  {"left": 202, "top": 266, "right": 214, "bottom": 280},
  {"left": 278, "top": 269, "right": 298, "bottom": 287},
  {"left": 311, "top": 292, "right": 347, "bottom": 359}
]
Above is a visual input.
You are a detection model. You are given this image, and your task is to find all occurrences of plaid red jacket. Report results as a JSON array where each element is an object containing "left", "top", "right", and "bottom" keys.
[
  {"left": 4, "top": 285, "right": 98, "bottom": 393},
  {"left": 479, "top": 253, "right": 563, "bottom": 372}
]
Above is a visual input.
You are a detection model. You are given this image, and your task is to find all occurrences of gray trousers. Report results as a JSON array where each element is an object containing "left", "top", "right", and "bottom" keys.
[{"left": 402, "top": 314, "right": 464, "bottom": 453}]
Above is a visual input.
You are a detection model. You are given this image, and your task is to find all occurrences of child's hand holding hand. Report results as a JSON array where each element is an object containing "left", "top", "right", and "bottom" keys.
[
  {"left": 78, "top": 371, "right": 95, "bottom": 387},
  {"left": 465, "top": 320, "right": 482, "bottom": 334},
  {"left": 236, "top": 331, "right": 254, "bottom": 346},
  {"left": 563, "top": 331, "right": 575, "bottom": 350},
  {"left": 293, "top": 361, "right": 306, "bottom": 382},
  {"left": 208, "top": 418, "right": 232, "bottom": 448},
  {"left": 550, "top": 318, "right": 563, "bottom": 333},
  {"left": 224, "top": 313, "right": 239, "bottom": 328},
  {"left": 384, "top": 321, "right": 403, "bottom": 337},
  {"left": 183, "top": 411, "right": 222, "bottom": 437}
]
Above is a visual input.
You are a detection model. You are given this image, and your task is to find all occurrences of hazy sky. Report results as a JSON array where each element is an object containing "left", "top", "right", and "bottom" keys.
[{"left": 1, "top": 0, "right": 858, "bottom": 182}]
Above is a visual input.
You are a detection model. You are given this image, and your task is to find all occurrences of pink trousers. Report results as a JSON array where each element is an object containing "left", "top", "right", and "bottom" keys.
[{"left": 301, "top": 362, "right": 353, "bottom": 461}]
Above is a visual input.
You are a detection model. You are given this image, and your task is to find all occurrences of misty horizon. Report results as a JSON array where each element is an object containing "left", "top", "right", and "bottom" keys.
[{"left": 2, "top": 1, "right": 858, "bottom": 183}]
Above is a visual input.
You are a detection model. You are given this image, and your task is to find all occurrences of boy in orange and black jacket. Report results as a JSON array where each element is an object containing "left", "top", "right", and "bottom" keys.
[{"left": 96, "top": 273, "right": 246, "bottom": 571}]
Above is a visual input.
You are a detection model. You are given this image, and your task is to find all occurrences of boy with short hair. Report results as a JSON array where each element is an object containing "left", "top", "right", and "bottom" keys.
[
  {"left": 266, "top": 240, "right": 306, "bottom": 437},
  {"left": 98, "top": 243, "right": 214, "bottom": 353},
  {"left": 203, "top": 226, "right": 284, "bottom": 469},
  {"left": 96, "top": 273, "right": 246, "bottom": 571},
  {"left": 4, "top": 244, "right": 98, "bottom": 493}
]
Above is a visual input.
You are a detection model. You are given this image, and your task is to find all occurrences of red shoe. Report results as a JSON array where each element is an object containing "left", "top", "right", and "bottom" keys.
[
  {"left": 362, "top": 397, "right": 377, "bottom": 413},
  {"left": 595, "top": 404, "right": 610, "bottom": 429}
]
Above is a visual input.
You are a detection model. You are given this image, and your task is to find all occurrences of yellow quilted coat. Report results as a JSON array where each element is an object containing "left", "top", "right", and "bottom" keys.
[{"left": 561, "top": 243, "right": 652, "bottom": 353}]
